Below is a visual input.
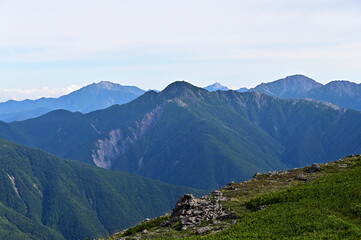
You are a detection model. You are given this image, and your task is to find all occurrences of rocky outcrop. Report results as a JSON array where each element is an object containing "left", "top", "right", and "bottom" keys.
[
  {"left": 92, "top": 129, "right": 123, "bottom": 169},
  {"left": 7, "top": 173, "right": 19, "bottom": 197},
  {"left": 308, "top": 163, "right": 321, "bottom": 173},
  {"left": 91, "top": 105, "right": 164, "bottom": 169},
  {"left": 168, "top": 190, "right": 232, "bottom": 230}
]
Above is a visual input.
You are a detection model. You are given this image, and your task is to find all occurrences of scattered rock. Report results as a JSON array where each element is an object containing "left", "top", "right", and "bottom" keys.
[
  {"left": 268, "top": 171, "right": 280, "bottom": 176},
  {"left": 295, "top": 174, "right": 309, "bottom": 181},
  {"left": 170, "top": 192, "right": 233, "bottom": 230},
  {"left": 308, "top": 163, "right": 321, "bottom": 173},
  {"left": 231, "top": 220, "right": 237, "bottom": 225},
  {"left": 211, "top": 190, "right": 222, "bottom": 196},
  {"left": 160, "top": 221, "right": 170, "bottom": 227},
  {"left": 253, "top": 172, "right": 260, "bottom": 178},
  {"left": 213, "top": 220, "right": 221, "bottom": 225},
  {"left": 257, "top": 205, "right": 268, "bottom": 211},
  {"left": 141, "top": 218, "right": 151, "bottom": 223},
  {"left": 227, "top": 181, "right": 236, "bottom": 186},
  {"left": 196, "top": 226, "right": 212, "bottom": 235},
  {"left": 142, "top": 229, "right": 148, "bottom": 234}
]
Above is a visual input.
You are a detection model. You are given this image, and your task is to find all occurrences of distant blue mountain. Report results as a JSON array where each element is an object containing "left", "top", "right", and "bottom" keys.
[
  {"left": 0, "top": 81, "right": 145, "bottom": 122},
  {"left": 204, "top": 83, "right": 249, "bottom": 93},
  {"left": 306, "top": 81, "right": 361, "bottom": 112},
  {"left": 204, "top": 83, "right": 230, "bottom": 91},
  {"left": 250, "top": 75, "right": 361, "bottom": 111},
  {"left": 236, "top": 87, "right": 249, "bottom": 93},
  {"left": 250, "top": 75, "right": 322, "bottom": 98}
]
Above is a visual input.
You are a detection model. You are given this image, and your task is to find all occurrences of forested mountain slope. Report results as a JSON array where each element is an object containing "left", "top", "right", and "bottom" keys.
[{"left": 0, "top": 139, "right": 203, "bottom": 240}]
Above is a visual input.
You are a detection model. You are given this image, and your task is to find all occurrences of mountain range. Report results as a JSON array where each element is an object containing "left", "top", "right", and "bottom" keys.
[
  {"left": 1, "top": 81, "right": 360, "bottom": 191},
  {"left": 1, "top": 75, "right": 360, "bottom": 124},
  {"left": 247, "top": 74, "right": 361, "bottom": 111},
  {"left": 0, "top": 138, "right": 203, "bottom": 240},
  {"left": 1, "top": 77, "right": 361, "bottom": 239},
  {"left": 206, "top": 75, "right": 361, "bottom": 112},
  {"left": 0, "top": 81, "right": 145, "bottom": 122}
]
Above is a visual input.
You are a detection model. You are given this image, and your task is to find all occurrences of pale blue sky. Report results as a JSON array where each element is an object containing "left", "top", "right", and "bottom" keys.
[{"left": 1, "top": 0, "right": 361, "bottom": 101}]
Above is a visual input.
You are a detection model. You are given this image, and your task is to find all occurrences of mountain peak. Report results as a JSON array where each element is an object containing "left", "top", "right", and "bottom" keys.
[
  {"left": 161, "top": 81, "right": 207, "bottom": 100},
  {"left": 258, "top": 74, "right": 320, "bottom": 85},
  {"left": 204, "top": 82, "right": 229, "bottom": 91},
  {"left": 283, "top": 74, "right": 320, "bottom": 83},
  {"left": 162, "top": 81, "right": 198, "bottom": 93},
  {"left": 307, "top": 80, "right": 361, "bottom": 101},
  {"left": 96, "top": 81, "right": 120, "bottom": 89},
  {"left": 252, "top": 74, "right": 322, "bottom": 98}
]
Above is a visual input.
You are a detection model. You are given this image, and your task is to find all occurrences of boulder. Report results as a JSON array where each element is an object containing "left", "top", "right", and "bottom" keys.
[
  {"left": 170, "top": 191, "right": 232, "bottom": 229},
  {"left": 308, "top": 163, "right": 321, "bottom": 173},
  {"left": 196, "top": 226, "right": 212, "bottom": 235}
]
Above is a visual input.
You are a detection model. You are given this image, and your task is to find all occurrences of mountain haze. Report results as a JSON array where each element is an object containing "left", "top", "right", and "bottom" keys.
[
  {"left": 0, "top": 81, "right": 145, "bottom": 122},
  {"left": 0, "top": 81, "right": 361, "bottom": 190}
]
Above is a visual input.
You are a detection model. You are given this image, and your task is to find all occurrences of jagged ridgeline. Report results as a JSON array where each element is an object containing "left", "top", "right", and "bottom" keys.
[
  {"left": 0, "top": 139, "right": 204, "bottom": 240},
  {"left": 250, "top": 75, "right": 361, "bottom": 112},
  {"left": 0, "top": 81, "right": 361, "bottom": 190}
]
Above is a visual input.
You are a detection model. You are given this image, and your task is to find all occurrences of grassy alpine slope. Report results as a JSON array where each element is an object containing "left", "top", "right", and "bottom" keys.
[
  {"left": 107, "top": 154, "right": 361, "bottom": 239},
  {"left": 0, "top": 138, "right": 204, "bottom": 240}
]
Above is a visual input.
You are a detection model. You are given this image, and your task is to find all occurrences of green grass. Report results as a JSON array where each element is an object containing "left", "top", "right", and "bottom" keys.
[
  {"left": 121, "top": 216, "right": 170, "bottom": 237},
  {"left": 209, "top": 155, "right": 361, "bottom": 239},
  {"left": 107, "top": 155, "right": 361, "bottom": 239}
]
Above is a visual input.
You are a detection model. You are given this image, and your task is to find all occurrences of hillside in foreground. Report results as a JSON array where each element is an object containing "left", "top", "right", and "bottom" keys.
[{"left": 105, "top": 154, "right": 361, "bottom": 239}]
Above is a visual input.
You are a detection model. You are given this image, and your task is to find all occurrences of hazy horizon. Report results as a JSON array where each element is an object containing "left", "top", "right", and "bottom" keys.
[{"left": 1, "top": 0, "right": 361, "bottom": 101}]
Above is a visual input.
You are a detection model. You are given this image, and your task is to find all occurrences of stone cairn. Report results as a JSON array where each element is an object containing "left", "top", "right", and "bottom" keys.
[{"left": 168, "top": 190, "right": 232, "bottom": 230}]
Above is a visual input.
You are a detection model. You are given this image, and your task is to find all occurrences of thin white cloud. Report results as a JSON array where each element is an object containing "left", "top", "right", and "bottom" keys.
[
  {"left": 0, "top": 0, "right": 360, "bottom": 62},
  {"left": 0, "top": 85, "right": 80, "bottom": 102},
  {"left": 0, "top": 0, "right": 360, "bottom": 90}
]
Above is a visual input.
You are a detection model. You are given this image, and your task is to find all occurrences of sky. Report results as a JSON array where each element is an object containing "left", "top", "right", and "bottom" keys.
[{"left": 0, "top": 0, "right": 361, "bottom": 101}]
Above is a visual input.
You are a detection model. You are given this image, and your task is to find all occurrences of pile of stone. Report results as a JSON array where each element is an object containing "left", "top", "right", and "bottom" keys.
[
  {"left": 168, "top": 190, "right": 232, "bottom": 230},
  {"left": 308, "top": 163, "right": 321, "bottom": 173}
]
